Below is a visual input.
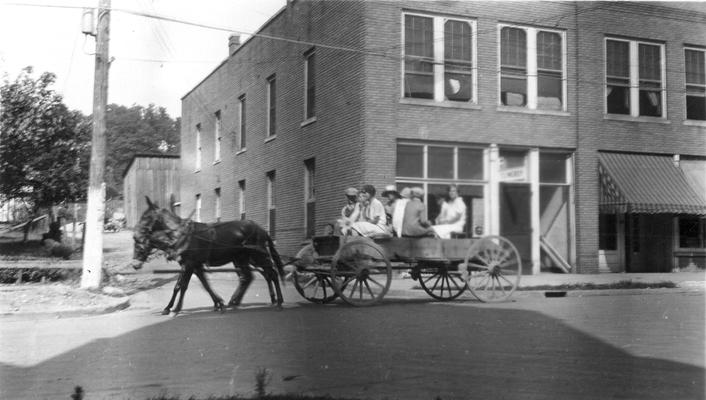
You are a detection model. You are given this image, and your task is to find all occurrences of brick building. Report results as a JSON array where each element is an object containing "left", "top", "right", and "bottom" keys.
[{"left": 180, "top": 1, "right": 706, "bottom": 274}]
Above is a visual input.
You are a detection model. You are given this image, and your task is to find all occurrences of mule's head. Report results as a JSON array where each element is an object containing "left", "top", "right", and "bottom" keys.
[{"left": 130, "top": 196, "right": 168, "bottom": 269}]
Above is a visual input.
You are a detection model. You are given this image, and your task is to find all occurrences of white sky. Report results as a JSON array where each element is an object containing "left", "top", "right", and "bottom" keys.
[{"left": 0, "top": 0, "right": 286, "bottom": 118}]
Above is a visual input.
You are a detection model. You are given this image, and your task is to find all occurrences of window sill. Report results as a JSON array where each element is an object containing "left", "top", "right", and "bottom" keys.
[
  {"left": 194, "top": 169, "right": 201, "bottom": 173},
  {"left": 236, "top": 148, "right": 247, "bottom": 155},
  {"left": 265, "top": 135, "right": 277, "bottom": 143},
  {"left": 603, "top": 114, "right": 671, "bottom": 124},
  {"left": 300, "top": 117, "right": 317, "bottom": 127},
  {"left": 213, "top": 160, "right": 221, "bottom": 165},
  {"left": 399, "top": 98, "right": 481, "bottom": 110},
  {"left": 683, "top": 120, "right": 706, "bottom": 128},
  {"left": 496, "top": 106, "right": 569, "bottom": 117}
]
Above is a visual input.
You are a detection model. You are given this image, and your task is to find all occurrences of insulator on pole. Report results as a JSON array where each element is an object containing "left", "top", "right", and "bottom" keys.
[{"left": 82, "top": 8, "right": 96, "bottom": 36}]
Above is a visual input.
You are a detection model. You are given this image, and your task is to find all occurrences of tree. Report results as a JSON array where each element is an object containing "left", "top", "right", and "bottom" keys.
[
  {"left": 104, "top": 103, "right": 180, "bottom": 196},
  {"left": 0, "top": 67, "right": 91, "bottom": 241}
]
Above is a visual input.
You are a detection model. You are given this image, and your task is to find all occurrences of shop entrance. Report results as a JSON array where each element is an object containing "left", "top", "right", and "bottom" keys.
[{"left": 500, "top": 183, "right": 532, "bottom": 274}]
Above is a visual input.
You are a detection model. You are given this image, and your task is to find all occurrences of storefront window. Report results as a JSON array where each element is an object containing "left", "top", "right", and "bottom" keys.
[
  {"left": 599, "top": 213, "right": 617, "bottom": 250},
  {"left": 396, "top": 143, "right": 487, "bottom": 236},
  {"left": 540, "top": 153, "right": 568, "bottom": 183},
  {"left": 679, "top": 217, "right": 706, "bottom": 248},
  {"left": 428, "top": 147, "right": 454, "bottom": 179},
  {"left": 499, "top": 150, "right": 528, "bottom": 182},
  {"left": 458, "top": 148, "right": 484, "bottom": 180},
  {"left": 397, "top": 144, "right": 424, "bottom": 177}
]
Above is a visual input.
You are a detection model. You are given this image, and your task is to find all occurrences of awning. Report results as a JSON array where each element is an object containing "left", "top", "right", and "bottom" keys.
[{"left": 599, "top": 152, "right": 706, "bottom": 215}]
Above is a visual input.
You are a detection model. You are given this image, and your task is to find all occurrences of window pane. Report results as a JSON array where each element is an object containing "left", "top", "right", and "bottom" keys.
[
  {"left": 607, "top": 84, "right": 630, "bottom": 114},
  {"left": 501, "top": 76, "right": 527, "bottom": 106},
  {"left": 405, "top": 15, "right": 433, "bottom": 58},
  {"left": 537, "top": 31, "right": 561, "bottom": 71},
  {"left": 639, "top": 44, "right": 661, "bottom": 81},
  {"left": 458, "top": 148, "right": 484, "bottom": 180},
  {"left": 397, "top": 144, "right": 423, "bottom": 177},
  {"left": 639, "top": 89, "right": 662, "bottom": 117},
  {"left": 405, "top": 58, "right": 434, "bottom": 99},
  {"left": 445, "top": 71, "right": 472, "bottom": 101},
  {"left": 599, "top": 213, "right": 617, "bottom": 250},
  {"left": 444, "top": 20, "right": 472, "bottom": 62},
  {"left": 685, "top": 49, "right": 705, "bottom": 85},
  {"left": 306, "top": 53, "right": 316, "bottom": 118},
  {"left": 679, "top": 217, "right": 704, "bottom": 248},
  {"left": 501, "top": 27, "right": 526, "bottom": 68},
  {"left": 687, "top": 92, "right": 706, "bottom": 120},
  {"left": 428, "top": 147, "right": 454, "bottom": 179},
  {"left": 499, "top": 150, "right": 528, "bottom": 182},
  {"left": 606, "top": 40, "right": 629, "bottom": 78},
  {"left": 540, "top": 153, "right": 568, "bottom": 183},
  {"left": 538, "top": 71, "right": 562, "bottom": 110},
  {"left": 458, "top": 185, "right": 484, "bottom": 236}
]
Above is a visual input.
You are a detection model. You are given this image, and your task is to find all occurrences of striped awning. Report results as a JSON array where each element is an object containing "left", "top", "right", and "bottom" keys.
[{"left": 598, "top": 152, "right": 706, "bottom": 215}]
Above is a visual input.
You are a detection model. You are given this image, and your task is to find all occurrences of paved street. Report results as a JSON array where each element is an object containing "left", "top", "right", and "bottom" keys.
[{"left": 1, "top": 275, "right": 704, "bottom": 400}]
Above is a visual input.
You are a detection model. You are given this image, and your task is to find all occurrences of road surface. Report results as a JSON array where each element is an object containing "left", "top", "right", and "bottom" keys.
[{"left": 1, "top": 275, "right": 704, "bottom": 400}]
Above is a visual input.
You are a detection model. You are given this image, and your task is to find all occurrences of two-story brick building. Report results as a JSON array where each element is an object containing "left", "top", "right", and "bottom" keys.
[{"left": 179, "top": 1, "right": 706, "bottom": 274}]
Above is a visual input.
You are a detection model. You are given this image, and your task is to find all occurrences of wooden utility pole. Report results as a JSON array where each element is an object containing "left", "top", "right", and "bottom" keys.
[{"left": 81, "top": 0, "right": 111, "bottom": 289}]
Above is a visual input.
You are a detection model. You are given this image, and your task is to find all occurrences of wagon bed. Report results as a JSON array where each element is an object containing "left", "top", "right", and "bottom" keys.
[{"left": 290, "top": 235, "right": 522, "bottom": 306}]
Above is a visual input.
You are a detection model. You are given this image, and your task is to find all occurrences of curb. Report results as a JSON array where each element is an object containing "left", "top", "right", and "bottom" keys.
[{"left": 0, "top": 296, "right": 130, "bottom": 318}]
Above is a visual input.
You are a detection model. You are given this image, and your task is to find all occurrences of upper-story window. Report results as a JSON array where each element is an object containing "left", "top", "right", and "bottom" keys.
[
  {"left": 499, "top": 25, "right": 566, "bottom": 111},
  {"left": 685, "top": 47, "right": 706, "bottom": 121},
  {"left": 605, "top": 38, "right": 665, "bottom": 118},
  {"left": 214, "top": 110, "right": 221, "bottom": 163},
  {"left": 238, "top": 95, "right": 246, "bottom": 150},
  {"left": 403, "top": 13, "right": 476, "bottom": 103},
  {"left": 304, "top": 49, "right": 316, "bottom": 120},
  {"left": 195, "top": 123, "right": 202, "bottom": 172},
  {"left": 266, "top": 75, "right": 277, "bottom": 137}
]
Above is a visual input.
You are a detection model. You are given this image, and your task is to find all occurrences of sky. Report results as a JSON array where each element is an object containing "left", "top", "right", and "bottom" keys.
[{"left": 0, "top": 0, "right": 286, "bottom": 118}]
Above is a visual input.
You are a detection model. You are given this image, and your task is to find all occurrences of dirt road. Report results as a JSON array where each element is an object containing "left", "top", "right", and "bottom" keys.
[{"left": 1, "top": 277, "right": 703, "bottom": 400}]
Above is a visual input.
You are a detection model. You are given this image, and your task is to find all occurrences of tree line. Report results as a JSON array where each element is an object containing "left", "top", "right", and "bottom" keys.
[{"left": 0, "top": 67, "right": 180, "bottom": 233}]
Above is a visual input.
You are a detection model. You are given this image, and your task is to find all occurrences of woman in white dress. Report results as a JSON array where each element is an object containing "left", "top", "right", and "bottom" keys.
[{"left": 432, "top": 185, "right": 467, "bottom": 239}]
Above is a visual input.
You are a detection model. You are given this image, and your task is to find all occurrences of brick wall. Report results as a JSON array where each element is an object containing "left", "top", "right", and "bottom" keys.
[{"left": 181, "top": 0, "right": 706, "bottom": 271}]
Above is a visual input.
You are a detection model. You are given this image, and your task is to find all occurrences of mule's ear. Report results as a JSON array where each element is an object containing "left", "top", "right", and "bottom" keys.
[
  {"left": 145, "top": 196, "right": 157, "bottom": 209},
  {"left": 169, "top": 194, "right": 176, "bottom": 213}
]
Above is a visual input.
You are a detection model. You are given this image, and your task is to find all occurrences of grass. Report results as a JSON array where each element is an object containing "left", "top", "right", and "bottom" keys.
[{"left": 518, "top": 280, "right": 677, "bottom": 291}]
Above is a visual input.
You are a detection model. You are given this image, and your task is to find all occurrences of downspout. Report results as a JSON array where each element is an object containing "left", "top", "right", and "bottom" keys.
[{"left": 573, "top": 1, "right": 581, "bottom": 273}]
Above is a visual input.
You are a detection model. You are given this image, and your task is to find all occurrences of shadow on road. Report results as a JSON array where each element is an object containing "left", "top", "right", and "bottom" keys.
[{"left": 1, "top": 303, "right": 704, "bottom": 400}]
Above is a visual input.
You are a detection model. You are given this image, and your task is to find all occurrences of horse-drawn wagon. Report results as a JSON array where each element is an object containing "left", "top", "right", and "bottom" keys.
[{"left": 290, "top": 235, "right": 522, "bottom": 306}]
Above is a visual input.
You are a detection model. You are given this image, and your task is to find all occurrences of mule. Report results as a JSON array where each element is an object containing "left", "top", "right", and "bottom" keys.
[{"left": 130, "top": 197, "right": 285, "bottom": 315}]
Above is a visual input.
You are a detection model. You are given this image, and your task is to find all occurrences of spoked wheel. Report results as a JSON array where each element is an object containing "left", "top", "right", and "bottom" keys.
[
  {"left": 290, "top": 244, "right": 339, "bottom": 304},
  {"left": 417, "top": 262, "right": 467, "bottom": 301},
  {"left": 331, "top": 238, "right": 392, "bottom": 306},
  {"left": 462, "top": 235, "right": 521, "bottom": 303},
  {"left": 293, "top": 270, "right": 339, "bottom": 304}
]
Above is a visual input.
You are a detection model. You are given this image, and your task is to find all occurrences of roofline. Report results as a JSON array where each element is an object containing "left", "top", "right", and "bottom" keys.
[
  {"left": 122, "top": 153, "right": 181, "bottom": 179},
  {"left": 180, "top": 3, "right": 289, "bottom": 101}
]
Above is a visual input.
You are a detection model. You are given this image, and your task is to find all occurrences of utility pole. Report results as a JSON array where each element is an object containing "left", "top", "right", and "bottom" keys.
[{"left": 81, "top": 0, "right": 110, "bottom": 289}]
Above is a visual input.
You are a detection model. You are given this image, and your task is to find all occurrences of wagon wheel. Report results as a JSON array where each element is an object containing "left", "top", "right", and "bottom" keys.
[
  {"left": 417, "top": 262, "right": 467, "bottom": 301},
  {"left": 462, "top": 235, "right": 521, "bottom": 303},
  {"left": 331, "top": 238, "right": 392, "bottom": 306},
  {"left": 290, "top": 244, "right": 338, "bottom": 304}
]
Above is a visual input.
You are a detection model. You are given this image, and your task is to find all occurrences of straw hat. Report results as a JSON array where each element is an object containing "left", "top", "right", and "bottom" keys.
[
  {"left": 410, "top": 187, "right": 425, "bottom": 198},
  {"left": 399, "top": 187, "right": 411, "bottom": 199},
  {"left": 344, "top": 187, "right": 358, "bottom": 197},
  {"left": 381, "top": 184, "right": 400, "bottom": 198}
]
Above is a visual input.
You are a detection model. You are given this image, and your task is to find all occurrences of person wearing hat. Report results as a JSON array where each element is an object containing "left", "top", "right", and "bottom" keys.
[
  {"left": 350, "top": 184, "right": 389, "bottom": 237},
  {"left": 336, "top": 187, "right": 361, "bottom": 235},
  {"left": 401, "top": 187, "right": 435, "bottom": 237},
  {"left": 382, "top": 185, "right": 410, "bottom": 237}
]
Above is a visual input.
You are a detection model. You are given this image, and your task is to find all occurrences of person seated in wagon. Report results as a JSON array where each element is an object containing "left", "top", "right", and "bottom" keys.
[
  {"left": 401, "top": 187, "right": 435, "bottom": 237},
  {"left": 350, "top": 184, "right": 389, "bottom": 237},
  {"left": 336, "top": 187, "right": 361, "bottom": 236},
  {"left": 432, "top": 184, "right": 467, "bottom": 239},
  {"left": 382, "top": 185, "right": 409, "bottom": 237}
]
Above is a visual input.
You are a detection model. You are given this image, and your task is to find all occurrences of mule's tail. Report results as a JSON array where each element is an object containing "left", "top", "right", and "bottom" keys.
[{"left": 267, "top": 235, "right": 286, "bottom": 285}]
